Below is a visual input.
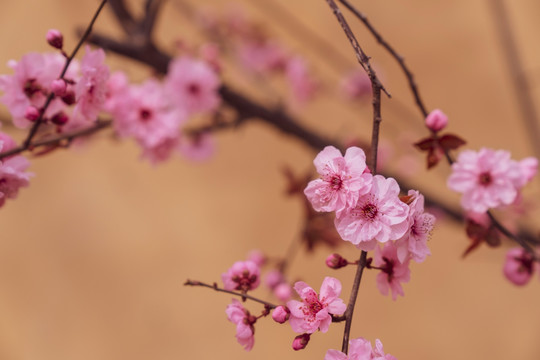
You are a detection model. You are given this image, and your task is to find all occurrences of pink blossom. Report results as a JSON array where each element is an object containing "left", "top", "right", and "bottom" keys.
[
  {"left": 0, "top": 133, "right": 33, "bottom": 207},
  {"left": 237, "top": 40, "right": 288, "bottom": 74},
  {"left": 340, "top": 69, "right": 371, "bottom": 101},
  {"left": 395, "top": 190, "right": 434, "bottom": 263},
  {"left": 246, "top": 249, "right": 266, "bottom": 267},
  {"left": 178, "top": 132, "right": 215, "bottom": 162},
  {"left": 222, "top": 260, "right": 260, "bottom": 292},
  {"left": 503, "top": 248, "right": 535, "bottom": 286},
  {"left": 304, "top": 146, "right": 372, "bottom": 214},
  {"left": 225, "top": 299, "right": 255, "bottom": 351},
  {"left": 108, "top": 78, "right": 185, "bottom": 164},
  {"left": 286, "top": 276, "right": 346, "bottom": 334},
  {"left": 447, "top": 148, "right": 524, "bottom": 213},
  {"left": 325, "top": 337, "right": 397, "bottom": 360},
  {"left": 325, "top": 253, "right": 349, "bottom": 269},
  {"left": 425, "top": 109, "right": 448, "bottom": 132},
  {"left": 517, "top": 157, "right": 538, "bottom": 185},
  {"left": 374, "top": 243, "right": 410, "bottom": 300},
  {"left": 73, "top": 47, "right": 110, "bottom": 122},
  {"left": 0, "top": 52, "right": 71, "bottom": 128},
  {"left": 334, "top": 175, "right": 409, "bottom": 251},
  {"left": 164, "top": 56, "right": 221, "bottom": 115},
  {"left": 285, "top": 56, "right": 318, "bottom": 105}
]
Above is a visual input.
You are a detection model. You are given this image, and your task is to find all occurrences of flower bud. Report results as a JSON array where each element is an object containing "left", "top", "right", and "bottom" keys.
[
  {"left": 24, "top": 106, "right": 40, "bottom": 121},
  {"left": 271, "top": 305, "right": 290, "bottom": 324},
  {"left": 273, "top": 282, "right": 292, "bottom": 302},
  {"left": 425, "top": 109, "right": 448, "bottom": 132},
  {"left": 292, "top": 333, "right": 310, "bottom": 351},
  {"left": 61, "top": 91, "right": 76, "bottom": 105},
  {"left": 46, "top": 29, "right": 64, "bottom": 49},
  {"left": 503, "top": 248, "right": 534, "bottom": 286},
  {"left": 51, "top": 79, "right": 67, "bottom": 97},
  {"left": 51, "top": 112, "right": 69, "bottom": 126},
  {"left": 325, "top": 253, "right": 348, "bottom": 269}
]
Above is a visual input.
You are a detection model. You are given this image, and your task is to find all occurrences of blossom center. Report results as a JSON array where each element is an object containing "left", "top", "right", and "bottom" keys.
[
  {"left": 187, "top": 83, "right": 201, "bottom": 96},
  {"left": 232, "top": 270, "right": 258, "bottom": 292},
  {"left": 361, "top": 203, "right": 378, "bottom": 221},
  {"left": 329, "top": 175, "right": 343, "bottom": 190},
  {"left": 139, "top": 108, "right": 153, "bottom": 122},
  {"left": 478, "top": 171, "right": 492, "bottom": 186},
  {"left": 23, "top": 78, "right": 41, "bottom": 98}
]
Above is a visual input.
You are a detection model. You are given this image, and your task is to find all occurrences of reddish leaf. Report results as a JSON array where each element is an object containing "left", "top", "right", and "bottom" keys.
[
  {"left": 439, "top": 133, "right": 466, "bottom": 151},
  {"left": 414, "top": 136, "right": 436, "bottom": 151}
]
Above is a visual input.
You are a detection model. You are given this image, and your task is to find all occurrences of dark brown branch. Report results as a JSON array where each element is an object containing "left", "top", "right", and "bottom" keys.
[
  {"left": 488, "top": 0, "right": 540, "bottom": 163},
  {"left": 0, "top": 120, "right": 112, "bottom": 160},
  {"left": 141, "top": 0, "right": 164, "bottom": 40},
  {"left": 23, "top": 0, "right": 108, "bottom": 148},
  {"left": 184, "top": 279, "right": 278, "bottom": 309},
  {"left": 108, "top": 0, "right": 137, "bottom": 34},
  {"left": 337, "top": 0, "right": 428, "bottom": 118}
]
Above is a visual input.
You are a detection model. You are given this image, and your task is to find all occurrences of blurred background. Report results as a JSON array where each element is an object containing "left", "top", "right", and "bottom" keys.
[{"left": 0, "top": 0, "right": 539, "bottom": 359}]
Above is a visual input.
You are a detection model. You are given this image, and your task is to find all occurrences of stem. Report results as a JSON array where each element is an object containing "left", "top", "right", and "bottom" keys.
[
  {"left": 341, "top": 250, "right": 367, "bottom": 353},
  {"left": 337, "top": 0, "right": 427, "bottom": 118},
  {"left": 23, "top": 0, "right": 108, "bottom": 148},
  {"left": 184, "top": 280, "right": 278, "bottom": 309}
]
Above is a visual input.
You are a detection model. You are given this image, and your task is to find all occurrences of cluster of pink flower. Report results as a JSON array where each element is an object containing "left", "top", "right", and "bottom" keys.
[
  {"left": 0, "top": 30, "right": 221, "bottom": 167},
  {"left": 194, "top": 6, "right": 318, "bottom": 107},
  {"left": 304, "top": 145, "right": 435, "bottom": 300}
]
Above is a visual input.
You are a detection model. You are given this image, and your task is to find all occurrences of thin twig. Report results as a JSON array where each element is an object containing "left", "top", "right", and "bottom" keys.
[
  {"left": 337, "top": 0, "right": 427, "bottom": 118},
  {"left": 324, "top": 0, "right": 390, "bottom": 98},
  {"left": 23, "top": 0, "right": 108, "bottom": 148},
  {"left": 184, "top": 280, "right": 278, "bottom": 309},
  {"left": 0, "top": 120, "right": 112, "bottom": 160}
]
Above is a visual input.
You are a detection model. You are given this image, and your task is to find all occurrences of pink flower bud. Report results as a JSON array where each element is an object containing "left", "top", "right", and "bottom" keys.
[
  {"left": 325, "top": 253, "right": 348, "bottom": 269},
  {"left": 271, "top": 305, "right": 290, "bottom": 324},
  {"left": 247, "top": 249, "right": 266, "bottom": 267},
  {"left": 46, "top": 29, "right": 64, "bottom": 49},
  {"left": 51, "top": 79, "right": 67, "bottom": 97},
  {"left": 24, "top": 106, "right": 40, "bottom": 121},
  {"left": 425, "top": 109, "right": 448, "bottom": 132},
  {"left": 61, "top": 91, "right": 76, "bottom": 106},
  {"left": 503, "top": 248, "right": 534, "bottom": 286},
  {"left": 292, "top": 333, "right": 310, "bottom": 351},
  {"left": 51, "top": 112, "right": 69, "bottom": 126},
  {"left": 265, "top": 269, "right": 284, "bottom": 289},
  {"left": 273, "top": 282, "right": 292, "bottom": 302}
]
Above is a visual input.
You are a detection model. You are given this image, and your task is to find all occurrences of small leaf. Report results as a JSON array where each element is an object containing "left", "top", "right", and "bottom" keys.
[{"left": 439, "top": 133, "right": 466, "bottom": 151}]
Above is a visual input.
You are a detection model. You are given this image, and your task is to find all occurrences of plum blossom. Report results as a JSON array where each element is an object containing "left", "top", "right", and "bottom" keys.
[
  {"left": 164, "top": 56, "right": 220, "bottom": 115},
  {"left": 395, "top": 190, "right": 434, "bottom": 263},
  {"left": 0, "top": 52, "right": 72, "bottom": 128},
  {"left": 447, "top": 148, "right": 529, "bottom": 213},
  {"left": 334, "top": 175, "right": 409, "bottom": 251},
  {"left": 225, "top": 299, "right": 255, "bottom": 351},
  {"left": 503, "top": 248, "right": 535, "bottom": 286},
  {"left": 286, "top": 276, "right": 346, "bottom": 334},
  {"left": 304, "top": 146, "right": 372, "bottom": 214},
  {"left": 340, "top": 69, "right": 371, "bottom": 101},
  {"left": 325, "top": 337, "right": 397, "bottom": 360},
  {"left": 0, "top": 133, "right": 33, "bottom": 207},
  {"left": 373, "top": 243, "right": 410, "bottom": 300},
  {"left": 285, "top": 56, "right": 318, "bottom": 105},
  {"left": 222, "top": 260, "right": 260, "bottom": 292},
  {"left": 73, "top": 47, "right": 110, "bottom": 122},
  {"left": 178, "top": 132, "right": 215, "bottom": 162}
]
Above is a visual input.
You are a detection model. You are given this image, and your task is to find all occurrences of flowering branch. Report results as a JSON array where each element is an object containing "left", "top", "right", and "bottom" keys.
[
  {"left": 184, "top": 279, "right": 278, "bottom": 309},
  {"left": 23, "top": 0, "right": 108, "bottom": 148}
]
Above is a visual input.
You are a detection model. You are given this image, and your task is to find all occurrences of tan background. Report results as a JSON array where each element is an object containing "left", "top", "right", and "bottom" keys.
[{"left": 0, "top": 0, "right": 539, "bottom": 359}]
